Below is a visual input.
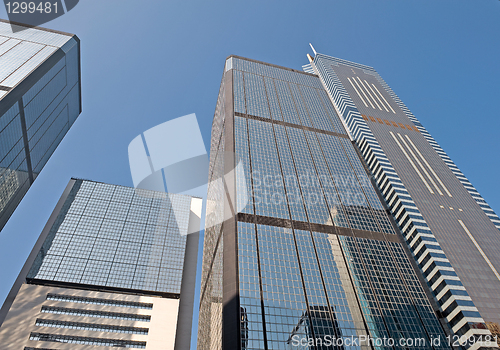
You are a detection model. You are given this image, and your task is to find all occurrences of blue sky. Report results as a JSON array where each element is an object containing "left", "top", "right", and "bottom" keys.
[{"left": 1, "top": 1, "right": 499, "bottom": 348}]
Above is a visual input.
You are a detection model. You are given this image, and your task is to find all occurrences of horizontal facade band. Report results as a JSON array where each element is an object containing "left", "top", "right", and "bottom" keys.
[
  {"left": 27, "top": 279, "right": 180, "bottom": 300},
  {"left": 237, "top": 212, "right": 400, "bottom": 243},
  {"left": 234, "top": 112, "right": 349, "bottom": 139}
]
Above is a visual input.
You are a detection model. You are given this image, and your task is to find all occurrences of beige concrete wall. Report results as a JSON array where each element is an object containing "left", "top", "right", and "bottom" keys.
[{"left": 0, "top": 284, "right": 179, "bottom": 350}]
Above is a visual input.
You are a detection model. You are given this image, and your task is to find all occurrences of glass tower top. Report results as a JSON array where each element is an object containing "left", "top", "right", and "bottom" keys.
[
  {"left": 0, "top": 20, "right": 82, "bottom": 232},
  {"left": 28, "top": 179, "right": 194, "bottom": 296}
]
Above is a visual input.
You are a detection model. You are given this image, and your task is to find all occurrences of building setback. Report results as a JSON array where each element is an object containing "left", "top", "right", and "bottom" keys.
[
  {"left": 197, "top": 56, "right": 497, "bottom": 350},
  {"left": 0, "top": 178, "right": 201, "bottom": 350},
  {"left": 304, "top": 52, "right": 500, "bottom": 346},
  {"left": 0, "top": 20, "right": 81, "bottom": 232}
]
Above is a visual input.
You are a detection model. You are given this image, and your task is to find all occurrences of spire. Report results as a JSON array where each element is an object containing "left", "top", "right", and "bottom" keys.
[{"left": 309, "top": 43, "right": 317, "bottom": 56}]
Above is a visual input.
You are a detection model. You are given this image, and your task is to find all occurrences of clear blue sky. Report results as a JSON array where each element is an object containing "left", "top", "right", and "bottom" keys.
[{"left": 1, "top": 1, "right": 499, "bottom": 348}]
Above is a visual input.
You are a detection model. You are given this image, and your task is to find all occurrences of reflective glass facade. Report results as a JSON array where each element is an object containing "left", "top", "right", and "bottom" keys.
[
  {"left": 27, "top": 179, "right": 193, "bottom": 295},
  {"left": 198, "top": 56, "right": 454, "bottom": 350},
  {"left": 0, "top": 20, "right": 81, "bottom": 231},
  {"left": 307, "top": 53, "right": 500, "bottom": 347}
]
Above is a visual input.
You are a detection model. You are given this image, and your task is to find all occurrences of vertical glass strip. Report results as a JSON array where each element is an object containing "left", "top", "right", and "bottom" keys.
[
  {"left": 247, "top": 119, "right": 289, "bottom": 219},
  {"left": 274, "top": 79, "right": 302, "bottom": 126},
  {"left": 234, "top": 116, "right": 253, "bottom": 215},
  {"left": 233, "top": 70, "right": 246, "bottom": 114},
  {"left": 286, "top": 127, "right": 331, "bottom": 225},
  {"left": 317, "top": 89, "right": 347, "bottom": 135},
  {"left": 273, "top": 124, "right": 308, "bottom": 222},
  {"left": 198, "top": 229, "right": 223, "bottom": 350},
  {"left": 311, "top": 231, "right": 370, "bottom": 349},
  {"left": 244, "top": 72, "right": 270, "bottom": 119},
  {"left": 289, "top": 83, "right": 313, "bottom": 128},
  {"left": 238, "top": 222, "right": 266, "bottom": 350},
  {"left": 299, "top": 85, "right": 336, "bottom": 133},
  {"left": 263, "top": 77, "right": 283, "bottom": 121},
  {"left": 294, "top": 229, "right": 346, "bottom": 346},
  {"left": 256, "top": 224, "right": 311, "bottom": 349},
  {"left": 339, "top": 236, "right": 393, "bottom": 350},
  {"left": 303, "top": 130, "right": 350, "bottom": 228}
]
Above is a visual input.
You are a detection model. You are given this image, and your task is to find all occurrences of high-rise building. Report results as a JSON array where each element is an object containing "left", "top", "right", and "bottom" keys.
[
  {"left": 304, "top": 52, "right": 500, "bottom": 345},
  {"left": 0, "top": 20, "right": 81, "bottom": 231},
  {"left": 0, "top": 179, "right": 201, "bottom": 350},
  {"left": 198, "top": 56, "right": 496, "bottom": 350}
]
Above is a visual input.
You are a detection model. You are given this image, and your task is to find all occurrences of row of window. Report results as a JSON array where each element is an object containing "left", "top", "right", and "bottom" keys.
[
  {"left": 41, "top": 306, "right": 151, "bottom": 322},
  {"left": 47, "top": 293, "right": 153, "bottom": 310},
  {"left": 35, "top": 318, "right": 149, "bottom": 335},
  {"left": 29, "top": 332, "right": 146, "bottom": 349}
]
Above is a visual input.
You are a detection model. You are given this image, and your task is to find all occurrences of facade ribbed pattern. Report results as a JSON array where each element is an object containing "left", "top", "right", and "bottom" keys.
[
  {"left": 374, "top": 76, "right": 500, "bottom": 231},
  {"left": 309, "top": 53, "right": 497, "bottom": 348}
]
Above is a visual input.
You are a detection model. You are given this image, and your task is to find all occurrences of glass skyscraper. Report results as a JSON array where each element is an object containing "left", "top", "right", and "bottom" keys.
[
  {"left": 197, "top": 56, "right": 496, "bottom": 350},
  {"left": 0, "top": 19, "right": 81, "bottom": 231},
  {"left": 0, "top": 179, "right": 201, "bottom": 350}
]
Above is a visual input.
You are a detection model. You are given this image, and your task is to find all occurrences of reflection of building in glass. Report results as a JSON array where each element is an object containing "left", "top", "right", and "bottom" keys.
[
  {"left": 0, "top": 168, "right": 20, "bottom": 212},
  {"left": 241, "top": 306, "right": 249, "bottom": 349},
  {"left": 0, "top": 20, "right": 81, "bottom": 231},
  {"left": 197, "top": 56, "right": 457, "bottom": 350},
  {"left": 306, "top": 52, "right": 500, "bottom": 346},
  {"left": 0, "top": 179, "right": 201, "bottom": 350},
  {"left": 287, "top": 306, "right": 341, "bottom": 350}
]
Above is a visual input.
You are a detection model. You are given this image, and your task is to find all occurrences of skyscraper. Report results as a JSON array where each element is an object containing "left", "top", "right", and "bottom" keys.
[
  {"left": 0, "top": 19, "right": 81, "bottom": 231},
  {"left": 0, "top": 179, "right": 201, "bottom": 350},
  {"left": 198, "top": 56, "right": 496, "bottom": 350},
  {"left": 304, "top": 51, "right": 500, "bottom": 345}
]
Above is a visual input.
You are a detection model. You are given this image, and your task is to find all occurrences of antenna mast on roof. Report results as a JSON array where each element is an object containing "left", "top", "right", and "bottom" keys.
[{"left": 309, "top": 43, "right": 317, "bottom": 56}]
